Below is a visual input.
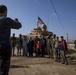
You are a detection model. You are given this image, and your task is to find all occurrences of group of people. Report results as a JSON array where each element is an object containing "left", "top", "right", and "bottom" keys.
[
  {"left": 50, "top": 35, "right": 68, "bottom": 65},
  {"left": 11, "top": 34, "right": 47, "bottom": 57},
  {"left": 11, "top": 33, "right": 68, "bottom": 65},
  {"left": 0, "top": 4, "right": 69, "bottom": 75}
]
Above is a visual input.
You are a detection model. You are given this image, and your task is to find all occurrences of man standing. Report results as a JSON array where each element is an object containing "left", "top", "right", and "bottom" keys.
[
  {"left": 22, "top": 36, "right": 28, "bottom": 56},
  {"left": 28, "top": 37, "right": 34, "bottom": 56},
  {"left": 55, "top": 37, "right": 60, "bottom": 62},
  {"left": 60, "top": 36, "right": 68, "bottom": 65},
  {"left": 11, "top": 33, "right": 16, "bottom": 56},
  {"left": 40, "top": 35, "right": 47, "bottom": 57},
  {"left": 18, "top": 34, "right": 23, "bottom": 56},
  {"left": 47, "top": 36, "right": 52, "bottom": 58},
  {"left": 52, "top": 34, "right": 56, "bottom": 59},
  {"left": 0, "top": 5, "right": 22, "bottom": 75}
]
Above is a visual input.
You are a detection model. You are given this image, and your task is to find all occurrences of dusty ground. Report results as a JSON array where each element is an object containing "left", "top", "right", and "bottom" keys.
[
  {"left": 9, "top": 46, "right": 76, "bottom": 75},
  {"left": 9, "top": 56, "right": 76, "bottom": 75}
]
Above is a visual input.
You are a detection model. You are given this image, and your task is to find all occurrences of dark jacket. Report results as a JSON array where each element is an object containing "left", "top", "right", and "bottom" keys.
[
  {"left": 28, "top": 40, "right": 34, "bottom": 49},
  {"left": 0, "top": 17, "right": 22, "bottom": 45},
  {"left": 41, "top": 38, "right": 47, "bottom": 47}
]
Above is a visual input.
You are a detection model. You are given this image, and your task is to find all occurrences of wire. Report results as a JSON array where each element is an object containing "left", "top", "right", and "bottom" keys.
[{"left": 49, "top": 0, "right": 66, "bottom": 33}]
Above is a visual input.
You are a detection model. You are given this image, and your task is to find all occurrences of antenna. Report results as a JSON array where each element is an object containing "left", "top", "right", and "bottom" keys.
[{"left": 47, "top": 9, "right": 49, "bottom": 31}]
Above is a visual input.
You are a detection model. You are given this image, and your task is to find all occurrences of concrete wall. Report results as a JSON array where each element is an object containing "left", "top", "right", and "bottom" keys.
[{"left": 68, "top": 44, "right": 75, "bottom": 50}]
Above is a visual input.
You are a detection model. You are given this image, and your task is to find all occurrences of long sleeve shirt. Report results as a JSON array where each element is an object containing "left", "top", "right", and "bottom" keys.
[
  {"left": 59, "top": 40, "right": 67, "bottom": 51},
  {"left": 0, "top": 17, "right": 22, "bottom": 45}
]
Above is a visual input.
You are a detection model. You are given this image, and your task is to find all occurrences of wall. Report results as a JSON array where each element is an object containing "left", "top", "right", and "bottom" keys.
[{"left": 68, "top": 44, "right": 75, "bottom": 50}]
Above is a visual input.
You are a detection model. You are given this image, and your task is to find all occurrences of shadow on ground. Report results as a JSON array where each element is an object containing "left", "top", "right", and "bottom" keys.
[{"left": 10, "top": 65, "right": 29, "bottom": 68}]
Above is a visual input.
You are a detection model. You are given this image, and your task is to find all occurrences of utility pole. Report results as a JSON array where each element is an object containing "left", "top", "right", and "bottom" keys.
[{"left": 67, "top": 33, "right": 68, "bottom": 45}]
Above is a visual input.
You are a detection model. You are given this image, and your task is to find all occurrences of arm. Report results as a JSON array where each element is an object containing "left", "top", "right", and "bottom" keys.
[
  {"left": 63, "top": 40, "right": 67, "bottom": 51},
  {"left": 6, "top": 18, "right": 22, "bottom": 29}
]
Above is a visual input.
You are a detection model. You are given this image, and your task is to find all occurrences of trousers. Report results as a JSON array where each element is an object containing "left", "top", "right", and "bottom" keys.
[{"left": 0, "top": 44, "right": 11, "bottom": 75}]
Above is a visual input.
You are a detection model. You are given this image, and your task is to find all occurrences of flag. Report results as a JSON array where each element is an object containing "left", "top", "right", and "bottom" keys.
[{"left": 38, "top": 17, "right": 44, "bottom": 25}]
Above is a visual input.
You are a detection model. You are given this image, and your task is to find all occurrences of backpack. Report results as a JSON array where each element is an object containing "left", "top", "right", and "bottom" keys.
[{"left": 64, "top": 40, "right": 68, "bottom": 51}]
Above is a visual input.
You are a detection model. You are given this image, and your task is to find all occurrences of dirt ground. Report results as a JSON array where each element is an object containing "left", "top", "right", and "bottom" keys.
[
  {"left": 9, "top": 46, "right": 76, "bottom": 75},
  {"left": 9, "top": 55, "right": 76, "bottom": 75}
]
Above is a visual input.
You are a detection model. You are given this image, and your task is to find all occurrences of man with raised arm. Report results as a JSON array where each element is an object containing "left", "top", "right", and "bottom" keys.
[{"left": 0, "top": 5, "right": 22, "bottom": 75}]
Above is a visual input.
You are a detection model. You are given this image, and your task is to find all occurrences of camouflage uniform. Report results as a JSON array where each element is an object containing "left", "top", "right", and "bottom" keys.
[
  {"left": 18, "top": 37, "right": 23, "bottom": 56},
  {"left": 47, "top": 37, "right": 52, "bottom": 58},
  {"left": 52, "top": 38, "right": 56, "bottom": 59}
]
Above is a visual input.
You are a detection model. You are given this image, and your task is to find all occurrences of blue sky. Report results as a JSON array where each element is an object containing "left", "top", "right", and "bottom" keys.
[{"left": 0, "top": 0, "right": 76, "bottom": 41}]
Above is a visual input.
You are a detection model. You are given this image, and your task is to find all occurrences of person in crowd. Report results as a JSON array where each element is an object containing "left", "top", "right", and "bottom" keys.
[
  {"left": 52, "top": 34, "right": 56, "bottom": 59},
  {"left": 36, "top": 40, "right": 42, "bottom": 57},
  {"left": 28, "top": 37, "right": 34, "bottom": 56},
  {"left": 18, "top": 34, "right": 23, "bottom": 56},
  {"left": 74, "top": 42, "right": 76, "bottom": 53},
  {"left": 40, "top": 35, "right": 47, "bottom": 57},
  {"left": 0, "top": 4, "right": 22, "bottom": 75},
  {"left": 16, "top": 40, "right": 20, "bottom": 56},
  {"left": 55, "top": 37, "right": 60, "bottom": 62},
  {"left": 22, "top": 36, "right": 28, "bottom": 56},
  {"left": 73, "top": 42, "right": 76, "bottom": 70},
  {"left": 47, "top": 36, "right": 52, "bottom": 58},
  {"left": 11, "top": 33, "right": 16, "bottom": 56},
  {"left": 34, "top": 36, "right": 39, "bottom": 56},
  {"left": 60, "top": 36, "right": 68, "bottom": 65}
]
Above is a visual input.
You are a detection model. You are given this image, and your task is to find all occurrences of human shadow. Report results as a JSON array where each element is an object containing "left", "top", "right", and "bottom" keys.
[{"left": 10, "top": 65, "right": 29, "bottom": 68}]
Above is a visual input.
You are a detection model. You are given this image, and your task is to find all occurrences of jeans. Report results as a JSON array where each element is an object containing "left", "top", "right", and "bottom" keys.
[
  {"left": 55, "top": 49, "right": 60, "bottom": 61},
  {"left": 60, "top": 50, "right": 68, "bottom": 63}
]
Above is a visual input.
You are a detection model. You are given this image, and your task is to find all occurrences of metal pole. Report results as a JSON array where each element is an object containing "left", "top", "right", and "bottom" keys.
[{"left": 67, "top": 33, "right": 68, "bottom": 47}]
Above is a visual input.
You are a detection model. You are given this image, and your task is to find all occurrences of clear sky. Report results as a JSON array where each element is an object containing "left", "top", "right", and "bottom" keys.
[{"left": 0, "top": 0, "right": 76, "bottom": 41}]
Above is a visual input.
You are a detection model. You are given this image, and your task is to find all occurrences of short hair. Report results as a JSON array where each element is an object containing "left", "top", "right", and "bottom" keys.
[
  {"left": 13, "top": 33, "right": 15, "bottom": 35},
  {"left": 56, "top": 37, "right": 59, "bottom": 39},
  {"left": 19, "top": 34, "right": 22, "bottom": 36},
  {"left": 53, "top": 34, "right": 56, "bottom": 38},
  {"left": 60, "top": 36, "right": 64, "bottom": 38},
  {"left": 0, "top": 5, "right": 7, "bottom": 14}
]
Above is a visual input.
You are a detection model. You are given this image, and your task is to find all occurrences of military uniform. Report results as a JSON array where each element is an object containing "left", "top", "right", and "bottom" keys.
[
  {"left": 47, "top": 37, "right": 52, "bottom": 58},
  {"left": 52, "top": 38, "right": 56, "bottom": 59}
]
